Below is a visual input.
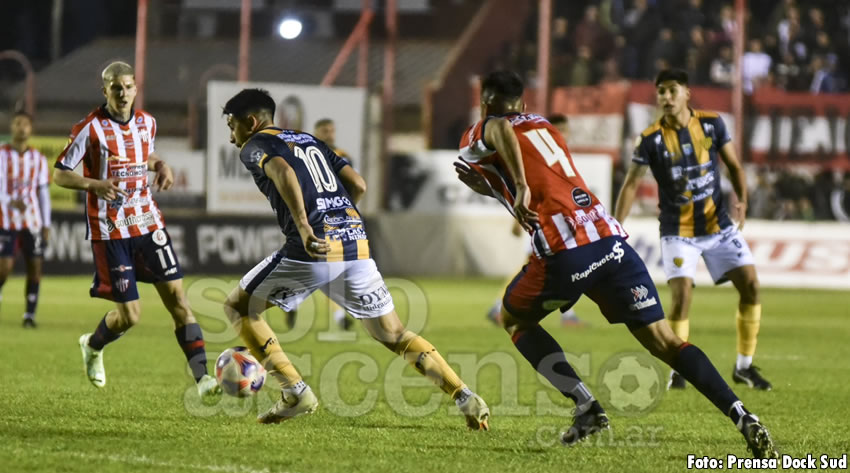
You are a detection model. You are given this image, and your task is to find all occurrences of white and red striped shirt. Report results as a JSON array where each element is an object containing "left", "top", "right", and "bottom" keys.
[
  {"left": 0, "top": 144, "right": 50, "bottom": 230},
  {"left": 459, "top": 113, "right": 627, "bottom": 257},
  {"left": 55, "top": 106, "right": 165, "bottom": 240}
]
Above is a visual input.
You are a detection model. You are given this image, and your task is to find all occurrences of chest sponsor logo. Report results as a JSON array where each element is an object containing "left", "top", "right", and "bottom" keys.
[{"left": 105, "top": 211, "right": 158, "bottom": 232}]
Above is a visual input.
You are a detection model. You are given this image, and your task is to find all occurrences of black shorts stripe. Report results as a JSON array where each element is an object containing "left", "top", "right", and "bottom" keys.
[{"left": 244, "top": 251, "right": 284, "bottom": 294}]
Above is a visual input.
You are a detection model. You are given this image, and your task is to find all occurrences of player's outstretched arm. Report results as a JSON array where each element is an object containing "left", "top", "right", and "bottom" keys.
[
  {"left": 337, "top": 165, "right": 367, "bottom": 205},
  {"left": 718, "top": 142, "right": 748, "bottom": 230},
  {"left": 483, "top": 117, "right": 538, "bottom": 230},
  {"left": 614, "top": 163, "right": 648, "bottom": 224},
  {"left": 263, "top": 156, "right": 330, "bottom": 258},
  {"left": 53, "top": 169, "right": 127, "bottom": 201},
  {"left": 148, "top": 152, "right": 174, "bottom": 191}
]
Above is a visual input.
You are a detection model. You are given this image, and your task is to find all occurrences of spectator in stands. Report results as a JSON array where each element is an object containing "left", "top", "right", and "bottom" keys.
[
  {"left": 710, "top": 43, "right": 735, "bottom": 87},
  {"left": 569, "top": 45, "right": 597, "bottom": 86},
  {"left": 809, "top": 55, "right": 840, "bottom": 94},
  {"left": 647, "top": 27, "right": 678, "bottom": 79},
  {"left": 714, "top": 4, "right": 737, "bottom": 44},
  {"left": 774, "top": 52, "right": 806, "bottom": 91},
  {"left": 742, "top": 38, "right": 772, "bottom": 94},
  {"left": 622, "top": 0, "right": 660, "bottom": 75},
  {"left": 684, "top": 25, "right": 711, "bottom": 84},
  {"left": 574, "top": 5, "right": 613, "bottom": 60},
  {"left": 777, "top": 6, "right": 806, "bottom": 61},
  {"left": 678, "top": 0, "right": 706, "bottom": 35}
]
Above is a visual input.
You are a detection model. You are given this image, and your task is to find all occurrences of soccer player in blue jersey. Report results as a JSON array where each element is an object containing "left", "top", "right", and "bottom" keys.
[
  {"left": 615, "top": 69, "right": 772, "bottom": 391},
  {"left": 220, "top": 89, "right": 489, "bottom": 429}
]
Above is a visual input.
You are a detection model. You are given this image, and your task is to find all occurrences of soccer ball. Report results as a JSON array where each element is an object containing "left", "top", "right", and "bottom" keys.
[{"left": 215, "top": 347, "right": 266, "bottom": 397}]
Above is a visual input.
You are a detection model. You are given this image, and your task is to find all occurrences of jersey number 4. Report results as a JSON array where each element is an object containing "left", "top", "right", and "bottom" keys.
[
  {"left": 294, "top": 146, "right": 338, "bottom": 193},
  {"left": 523, "top": 128, "right": 576, "bottom": 177}
]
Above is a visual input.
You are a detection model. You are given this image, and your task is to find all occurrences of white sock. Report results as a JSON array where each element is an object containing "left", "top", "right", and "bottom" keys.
[
  {"left": 283, "top": 380, "right": 308, "bottom": 397},
  {"left": 736, "top": 354, "right": 753, "bottom": 371},
  {"left": 454, "top": 387, "right": 474, "bottom": 406}
]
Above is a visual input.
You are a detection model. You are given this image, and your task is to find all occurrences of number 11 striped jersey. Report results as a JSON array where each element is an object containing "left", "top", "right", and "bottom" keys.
[
  {"left": 239, "top": 128, "right": 369, "bottom": 262},
  {"left": 459, "top": 112, "right": 627, "bottom": 257}
]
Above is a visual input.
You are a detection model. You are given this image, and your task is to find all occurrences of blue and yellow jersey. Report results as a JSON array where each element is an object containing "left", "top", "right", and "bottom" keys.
[
  {"left": 633, "top": 109, "right": 733, "bottom": 238},
  {"left": 239, "top": 127, "right": 369, "bottom": 262}
]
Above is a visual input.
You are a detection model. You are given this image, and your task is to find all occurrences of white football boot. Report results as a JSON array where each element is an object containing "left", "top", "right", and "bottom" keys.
[
  {"left": 456, "top": 390, "right": 490, "bottom": 430},
  {"left": 257, "top": 385, "right": 319, "bottom": 424},
  {"left": 79, "top": 333, "right": 106, "bottom": 388},
  {"left": 197, "top": 374, "right": 221, "bottom": 398}
]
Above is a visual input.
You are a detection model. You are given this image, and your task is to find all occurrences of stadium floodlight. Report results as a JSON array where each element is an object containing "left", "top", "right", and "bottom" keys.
[{"left": 278, "top": 18, "right": 303, "bottom": 39}]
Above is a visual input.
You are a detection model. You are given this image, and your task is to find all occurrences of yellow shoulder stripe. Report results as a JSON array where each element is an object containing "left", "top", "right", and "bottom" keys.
[
  {"left": 693, "top": 109, "right": 719, "bottom": 118},
  {"left": 641, "top": 122, "right": 662, "bottom": 137}
]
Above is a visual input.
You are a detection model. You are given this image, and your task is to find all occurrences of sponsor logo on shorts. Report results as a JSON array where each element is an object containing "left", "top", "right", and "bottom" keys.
[
  {"left": 152, "top": 229, "right": 168, "bottom": 246},
  {"left": 570, "top": 241, "right": 625, "bottom": 282},
  {"left": 111, "top": 264, "right": 133, "bottom": 273},
  {"left": 628, "top": 284, "right": 657, "bottom": 311},
  {"left": 359, "top": 284, "right": 392, "bottom": 312},
  {"left": 164, "top": 267, "right": 178, "bottom": 276},
  {"left": 673, "top": 257, "right": 684, "bottom": 268},
  {"left": 571, "top": 187, "right": 592, "bottom": 207},
  {"left": 269, "top": 286, "right": 307, "bottom": 301},
  {"left": 116, "top": 278, "right": 130, "bottom": 293}
]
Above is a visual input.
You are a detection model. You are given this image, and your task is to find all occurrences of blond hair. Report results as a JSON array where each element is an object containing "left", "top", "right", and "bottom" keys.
[{"left": 101, "top": 61, "right": 135, "bottom": 85}]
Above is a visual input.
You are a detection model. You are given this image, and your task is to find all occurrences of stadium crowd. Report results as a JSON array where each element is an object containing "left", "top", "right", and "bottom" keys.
[{"left": 507, "top": 0, "right": 850, "bottom": 94}]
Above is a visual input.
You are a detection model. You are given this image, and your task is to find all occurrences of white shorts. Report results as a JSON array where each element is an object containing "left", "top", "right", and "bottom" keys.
[
  {"left": 660, "top": 226, "right": 755, "bottom": 284},
  {"left": 240, "top": 254, "right": 395, "bottom": 319}
]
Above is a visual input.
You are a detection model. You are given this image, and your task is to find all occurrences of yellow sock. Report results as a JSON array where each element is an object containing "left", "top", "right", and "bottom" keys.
[
  {"left": 669, "top": 319, "right": 689, "bottom": 342},
  {"left": 736, "top": 303, "right": 761, "bottom": 357},
  {"left": 395, "top": 332, "right": 465, "bottom": 399},
  {"left": 238, "top": 316, "right": 302, "bottom": 388}
]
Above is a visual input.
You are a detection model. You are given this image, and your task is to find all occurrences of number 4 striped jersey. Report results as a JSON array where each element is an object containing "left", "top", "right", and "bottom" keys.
[
  {"left": 239, "top": 127, "right": 369, "bottom": 262},
  {"left": 458, "top": 113, "right": 626, "bottom": 257},
  {"left": 55, "top": 106, "right": 165, "bottom": 240}
]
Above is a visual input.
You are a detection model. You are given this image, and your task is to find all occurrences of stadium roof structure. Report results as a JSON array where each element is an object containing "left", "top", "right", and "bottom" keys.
[{"left": 31, "top": 38, "right": 450, "bottom": 108}]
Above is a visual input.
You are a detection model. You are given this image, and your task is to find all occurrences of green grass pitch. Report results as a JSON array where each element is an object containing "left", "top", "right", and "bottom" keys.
[{"left": 0, "top": 276, "right": 848, "bottom": 472}]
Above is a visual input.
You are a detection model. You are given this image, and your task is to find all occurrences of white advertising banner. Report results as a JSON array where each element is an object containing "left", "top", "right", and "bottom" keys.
[
  {"left": 206, "top": 81, "right": 366, "bottom": 213},
  {"left": 391, "top": 150, "right": 614, "bottom": 214},
  {"left": 623, "top": 218, "right": 850, "bottom": 289}
]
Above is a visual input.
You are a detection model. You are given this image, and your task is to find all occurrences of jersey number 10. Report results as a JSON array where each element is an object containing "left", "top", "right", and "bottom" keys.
[
  {"left": 523, "top": 128, "right": 576, "bottom": 177},
  {"left": 294, "top": 146, "right": 338, "bottom": 193}
]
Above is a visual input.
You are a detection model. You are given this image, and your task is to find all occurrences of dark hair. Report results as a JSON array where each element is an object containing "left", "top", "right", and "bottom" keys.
[
  {"left": 314, "top": 118, "right": 334, "bottom": 129},
  {"left": 223, "top": 88, "right": 276, "bottom": 119},
  {"left": 655, "top": 69, "right": 689, "bottom": 86},
  {"left": 481, "top": 70, "right": 524, "bottom": 101},
  {"left": 13, "top": 110, "right": 32, "bottom": 121},
  {"left": 547, "top": 113, "right": 568, "bottom": 125}
]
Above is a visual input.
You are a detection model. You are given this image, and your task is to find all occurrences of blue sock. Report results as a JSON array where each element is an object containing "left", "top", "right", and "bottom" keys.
[
  {"left": 25, "top": 279, "right": 39, "bottom": 316},
  {"left": 175, "top": 323, "right": 208, "bottom": 382},
  {"left": 673, "top": 343, "right": 743, "bottom": 423},
  {"left": 89, "top": 314, "right": 123, "bottom": 350},
  {"left": 512, "top": 324, "right": 598, "bottom": 413}
]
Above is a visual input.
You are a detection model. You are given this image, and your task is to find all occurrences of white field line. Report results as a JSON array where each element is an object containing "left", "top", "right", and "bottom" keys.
[{"left": 19, "top": 448, "right": 294, "bottom": 473}]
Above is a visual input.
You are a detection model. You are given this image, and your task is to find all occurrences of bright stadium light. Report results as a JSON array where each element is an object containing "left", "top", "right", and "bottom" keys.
[{"left": 278, "top": 18, "right": 303, "bottom": 40}]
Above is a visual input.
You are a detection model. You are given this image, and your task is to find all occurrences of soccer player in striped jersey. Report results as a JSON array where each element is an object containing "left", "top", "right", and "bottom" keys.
[
  {"left": 615, "top": 69, "right": 772, "bottom": 391},
  {"left": 0, "top": 111, "right": 51, "bottom": 328},
  {"left": 221, "top": 89, "right": 489, "bottom": 429},
  {"left": 455, "top": 71, "right": 777, "bottom": 457},
  {"left": 53, "top": 62, "right": 219, "bottom": 397}
]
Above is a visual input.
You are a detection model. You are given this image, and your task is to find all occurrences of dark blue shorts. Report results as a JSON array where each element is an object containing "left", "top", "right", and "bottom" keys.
[
  {"left": 503, "top": 236, "right": 665, "bottom": 331},
  {"left": 90, "top": 228, "right": 183, "bottom": 303},
  {"left": 0, "top": 228, "right": 45, "bottom": 259}
]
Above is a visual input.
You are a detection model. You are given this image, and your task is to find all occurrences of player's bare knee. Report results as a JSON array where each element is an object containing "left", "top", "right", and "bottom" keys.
[{"left": 740, "top": 278, "right": 759, "bottom": 304}]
